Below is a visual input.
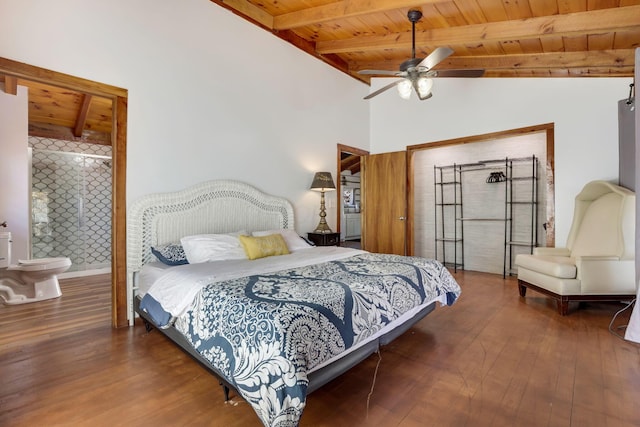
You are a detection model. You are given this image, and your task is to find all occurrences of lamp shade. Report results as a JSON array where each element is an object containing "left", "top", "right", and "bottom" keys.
[
  {"left": 397, "top": 79, "right": 412, "bottom": 100},
  {"left": 416, "top": 77, "right": 433, "bottom": 98},
  {"left": 310, "top": 172, "right": 336, "bottom": 192}
]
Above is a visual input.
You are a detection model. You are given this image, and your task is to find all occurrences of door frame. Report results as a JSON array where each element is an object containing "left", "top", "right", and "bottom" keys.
[
  {"left": 0, "top": 57, "right": 129, "bottom": 328},
  {"left": 336, "top": 143, "right": 369, "bottom": 238}
]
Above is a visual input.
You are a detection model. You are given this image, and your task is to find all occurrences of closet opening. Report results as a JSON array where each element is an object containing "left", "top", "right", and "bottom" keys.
[{"left": 407, "top": 124, "right": 555, "bottom": 276}]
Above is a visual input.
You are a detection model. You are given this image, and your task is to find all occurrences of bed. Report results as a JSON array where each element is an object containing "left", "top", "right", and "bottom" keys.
[{"left": 127, "top": 179, "right": 461, "bottom": 427}]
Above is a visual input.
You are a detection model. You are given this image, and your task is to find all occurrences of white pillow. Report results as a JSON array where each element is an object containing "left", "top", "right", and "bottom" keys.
[
  {"left": 252, "top": 229, "right": 311, "bottom": 251},
  {"left": 180, "top": 233, "right": 248, "bottom": 264}
]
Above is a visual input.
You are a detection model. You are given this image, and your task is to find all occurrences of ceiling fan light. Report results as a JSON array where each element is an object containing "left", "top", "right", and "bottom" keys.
[
  {"left": 416, "top": 77, "right": 433, "bottom": 98},
  {"left": 397, "top": 79, "right": 412, "bottom": 100}
]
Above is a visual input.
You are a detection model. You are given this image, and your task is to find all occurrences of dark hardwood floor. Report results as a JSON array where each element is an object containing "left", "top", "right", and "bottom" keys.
[{"left": 1, "top": 271, "right": 638, "bottom": 426}]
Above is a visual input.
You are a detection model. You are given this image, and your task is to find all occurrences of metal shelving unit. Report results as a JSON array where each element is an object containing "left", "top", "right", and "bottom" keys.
[
  {"left": 503, "top": 155, "right": 538, "bottom": 277},
  {"left": 433, "top": 164, "right": 464, "bottom": 271},
  {"left": 433, "top": 156, "right": 538, "bottom": 276}
]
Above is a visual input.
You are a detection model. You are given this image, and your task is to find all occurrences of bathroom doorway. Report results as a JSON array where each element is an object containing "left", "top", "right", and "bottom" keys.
[{"left": 0, "top": 58, "right": 129, "bottom": 327}]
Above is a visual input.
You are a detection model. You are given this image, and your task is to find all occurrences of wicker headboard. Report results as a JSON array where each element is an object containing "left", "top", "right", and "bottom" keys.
[{"left": 127, "top": 179, "right": 295, "bottom": 275}]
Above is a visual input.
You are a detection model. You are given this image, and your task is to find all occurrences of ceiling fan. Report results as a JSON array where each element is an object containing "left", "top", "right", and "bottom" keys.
[{"left": 359, "top": 10, "right": 484, "bottom": 101}]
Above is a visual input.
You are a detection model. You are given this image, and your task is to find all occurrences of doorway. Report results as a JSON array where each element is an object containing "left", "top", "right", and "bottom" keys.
[
  {"left": 337, "top": 144, "right": 368, "bottom": 250},
  {"left": 0, "top": 57, "right": 128, "bottom": 327}
]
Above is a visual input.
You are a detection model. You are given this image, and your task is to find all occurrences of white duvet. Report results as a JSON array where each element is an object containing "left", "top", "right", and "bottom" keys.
[{"left": 140, "top": 246, "right": 366, "bottom": 320}]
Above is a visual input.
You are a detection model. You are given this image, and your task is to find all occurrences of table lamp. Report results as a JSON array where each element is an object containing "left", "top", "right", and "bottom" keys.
[{"left": 310, "top": 172, "right": 336, "bottom": 233}]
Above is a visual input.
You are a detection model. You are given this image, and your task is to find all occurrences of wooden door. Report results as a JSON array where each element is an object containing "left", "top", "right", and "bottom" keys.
[{"left": 361, "top": 151, "right": 407, "bottom": 255}]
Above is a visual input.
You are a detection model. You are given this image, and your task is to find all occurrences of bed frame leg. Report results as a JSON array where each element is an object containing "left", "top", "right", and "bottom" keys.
[
  {"left": 143, "top": 319, "right": 153, "bottom": 333},
  {"left": 220, "top": 382, "right": 230, "bottom": 401}
]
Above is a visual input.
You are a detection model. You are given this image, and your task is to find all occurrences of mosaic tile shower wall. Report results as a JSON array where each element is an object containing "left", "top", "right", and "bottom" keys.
[{"left": 29, "top": 137, "right": 112, "bottom": 273}]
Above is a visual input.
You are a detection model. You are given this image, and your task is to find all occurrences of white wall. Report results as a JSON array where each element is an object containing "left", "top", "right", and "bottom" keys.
[
  {"left": 369, "top": 77, "right": 633, "bottom": 246},
  {"left": 0, "top": 0, "right": 370, "bottom": 236},
  {"left": 0, "top": 84, "right": 29, "bottom": 262},
  {"left": 1, "top": 0, "right": 633, "bottom": 251}
]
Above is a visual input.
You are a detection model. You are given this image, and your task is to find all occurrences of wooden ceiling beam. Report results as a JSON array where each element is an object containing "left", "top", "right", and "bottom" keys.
[
  {"left": 73, "top": 94, "right": 93, "bottom": 137},
  {"left": 316, "top": 6, "right": 640, "bottom": 54},
  {"left": 273, "top": 0, "right": 444, "bottom": 30},
  {"left": 3, "top": 75, "right": 17, "bottom": 95},
  {"left": 341, "top": 155, "right": 361, "bottom": 175},
  {"left": 341, "top": 154, "right": 360, "bottom": 169},
  {"left": 0, "top": 58, "right": 126, "bottom": 98},
  {"left": 484, "top": 67, "right": 635, "bottom": 77},
  {"left": 29, "top": 123, "right": 111, "bottom": 145},
  {"left": 213, "top": 0, "right": 273, "bottom": 28},
  {"left": 441, "top": 49, "right": 635, "bottom": 70},
  {"left": 352, "top": 49, "right": 636, "bottom": 73}
]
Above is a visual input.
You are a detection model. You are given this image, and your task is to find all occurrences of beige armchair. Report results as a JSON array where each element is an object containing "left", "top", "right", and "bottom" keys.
[{"left": 516, "top": 181, "right": 636, "bottom": 315}]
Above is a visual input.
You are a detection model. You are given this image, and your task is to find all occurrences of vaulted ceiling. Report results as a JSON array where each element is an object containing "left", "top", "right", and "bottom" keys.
[
  {"left": 215, "top": 0, "right": 638, "bottom": 81},
  {"left": 1, "top": 0, "right": 637, "bottom": 143}
]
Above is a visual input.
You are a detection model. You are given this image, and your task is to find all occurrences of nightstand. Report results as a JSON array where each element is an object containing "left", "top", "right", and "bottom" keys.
[{"left": 307, "top": 232, "right": 340, "bottom": 247}]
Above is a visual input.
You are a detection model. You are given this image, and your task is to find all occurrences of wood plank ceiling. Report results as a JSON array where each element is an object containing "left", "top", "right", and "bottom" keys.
[
  {"left": 217, "top": 0, "right": 639, "bottom": 80},
  {"left": 1, "top": 75, "right": 113, "bottom": 145},
  {"left": 1, "top": 0, "right": 637, "bottom": 142}
]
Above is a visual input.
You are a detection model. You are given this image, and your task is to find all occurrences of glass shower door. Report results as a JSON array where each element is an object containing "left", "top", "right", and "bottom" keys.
[
  {"left": 31, "top": 150, "right": 112, "bottom": 273},
  {"left": 80, "top": 155, "right": 112, "bottom": 271}
]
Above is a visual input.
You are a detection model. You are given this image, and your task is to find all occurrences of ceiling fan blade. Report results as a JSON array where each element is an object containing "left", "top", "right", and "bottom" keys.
[
  {"left": 418, "top": 47, "right": 454, "bottom": 70},
  {"left": 433, "top": 69, "right": 485, "bottom": 77},
  {"left": 358, "top": 69, "right": 402, "bottom": 76},
  {"left": 364, "top": 80, "right": 402, "bottom": 100}
]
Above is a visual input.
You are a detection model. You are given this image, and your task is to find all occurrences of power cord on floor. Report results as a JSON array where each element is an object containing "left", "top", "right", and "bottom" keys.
[
  {"left": 608, "top": 299, "right": 636, "bottom": 340},
  {"left": 366, "top": 350, "right": 383, "bottom": 420}
]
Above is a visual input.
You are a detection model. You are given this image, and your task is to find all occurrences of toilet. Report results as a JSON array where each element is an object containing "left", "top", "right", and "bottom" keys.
[{"left": 0, "top": 232, "right": 71, "bottom": 305}]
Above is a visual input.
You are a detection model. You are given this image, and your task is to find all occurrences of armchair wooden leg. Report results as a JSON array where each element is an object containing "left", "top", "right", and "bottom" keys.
[
  {"left": 557, "top": 298, "right": 569, "bottom": 316},
  {"left": 517, "top": 280, "right": 527, "bottom": 297}
]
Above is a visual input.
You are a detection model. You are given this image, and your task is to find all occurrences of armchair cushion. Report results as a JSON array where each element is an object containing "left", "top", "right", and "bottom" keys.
[
  {"left": 532, "top": 247, "right": 570, "bottom": 257},
  {"left": 515, "top": 254, "right": 576, "bottom": 279}
]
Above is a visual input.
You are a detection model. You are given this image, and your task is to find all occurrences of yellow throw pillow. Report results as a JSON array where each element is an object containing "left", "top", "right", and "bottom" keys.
[{"left": 239, "top": 234, "right": 290, "bottom": 260}]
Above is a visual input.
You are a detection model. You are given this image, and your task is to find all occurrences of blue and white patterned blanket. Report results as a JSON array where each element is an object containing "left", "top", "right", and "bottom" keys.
[{"left": 173, "top": 253, "right": 460, "bottom": 426}]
